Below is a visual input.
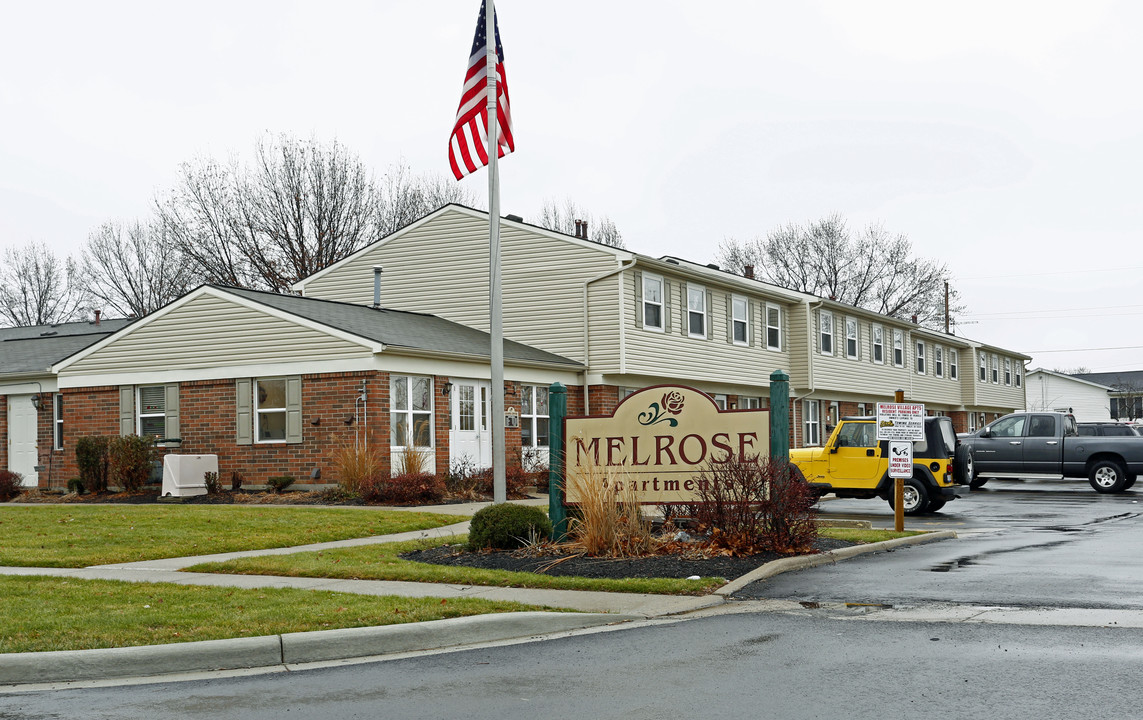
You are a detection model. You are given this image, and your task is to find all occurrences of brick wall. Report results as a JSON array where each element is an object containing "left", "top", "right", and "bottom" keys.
[
  {"left": 587, "top": 385, "right": 619, "bottom": 416},
  {"left": 0, "top": 394, "right": 6, "bottom": 475}
]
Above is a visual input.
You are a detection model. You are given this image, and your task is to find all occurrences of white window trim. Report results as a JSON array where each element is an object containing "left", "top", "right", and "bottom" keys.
[
  {"left": 845, "top": 317, "right": 859, "bottom": 360},
  {"left": 892, "top": 329, "right": 904, "bottom": 367},
  {"left": 642, "top": 273, "right": 665, "bottom": 333},
  {"left": 1004, "top": 358, "right": 1012, "bottom": 386},
  {"left": 804, "top": 400, "right": 821, "bottom": 446},
  {"left": 950, "top": 349, "right": 959, "bottom": 380},
  {"left": 255, "top": 378, "right": 287, "bottom": 444},
  {"left": 820, "top": 311, "right": 834, "bottom": 356},
  {"left": 687, "top": 285, "right": 707, "bottom": 339},
  {"left": 53, "top": 393, "right": 64, "bottom": 451},
  {"left": 520, "top": 384, "right": 550, "bottom": 449},
  {"left": 391, "top": 375, "right": 434, "bottom": 449},
  {"left": 991, "top": 354, "right": 1000, "bottom": 384},
  {"left": 137, "top": 385, "right": 166, "bottom": 438},
  {"left": 979, "top": 352, "right": 988, "bottom": 381},
  {"left": 871, "top": 323, "right": 884, "bottom": 365},
  {"left": 935, "top": 346, "right": 944, "bottom": 378},
  {"left": 731, "top": 295, "right": 749, "bottom": 346},
  {"left": 916, "top": 341, "right": 926, "bottom": 375},
  {"left": 1015, "top": 363, "right": 1022, "bottom": 388},
  {"left": 765, "top": 303, "right": 782, "bottom": 351}
]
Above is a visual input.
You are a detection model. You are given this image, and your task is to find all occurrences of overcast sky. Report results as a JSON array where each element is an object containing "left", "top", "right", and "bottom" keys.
[{"left": 1, "top": 1, "right": 1140, "bottom": 375}]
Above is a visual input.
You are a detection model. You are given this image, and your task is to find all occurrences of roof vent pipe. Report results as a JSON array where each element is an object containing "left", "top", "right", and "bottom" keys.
[
  {"left": 581, "top": 220, "right": 588, "bottom": 241},
  {"left": 94, "top": 309, "right": 102, "bottom": 326},
  {"left": 744, "top": 264, "right": 754, "bottom": 279},
  {"left": 372, "top": 266, "right": 383, "bottom": 308},
  {"left": 574, "top": 219, "right": 582, "bottom": 238}
]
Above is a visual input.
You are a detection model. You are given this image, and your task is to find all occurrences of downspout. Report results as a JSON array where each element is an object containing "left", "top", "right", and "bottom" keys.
[{"left": 582, "top": 257, "right": 637, "bottom": 413}]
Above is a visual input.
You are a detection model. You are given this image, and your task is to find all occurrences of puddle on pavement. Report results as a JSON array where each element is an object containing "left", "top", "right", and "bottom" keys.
[{"left": 928, "top": 557, "right": 978, "bottom": 572}]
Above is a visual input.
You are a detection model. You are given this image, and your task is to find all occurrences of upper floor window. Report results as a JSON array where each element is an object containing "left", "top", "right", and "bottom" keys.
[
  {"left": 687, "top": 285, "right": 707, "bottom": 338},
  {"left": 820, "top": 311, "right": 834, "bottom": 355},
  {"left": 935, "top": 346, "right": 944, "bottom": 378},
  {"left": 642, "top": 274, "right": 664, "bottom": 331},
  {"left": 845, "top": 317, "right": 858, "bottom": 359},
  {"left": 979, "top": 352, "right": 987, "bottom": 381},
  {"left": 1015, "top": 363, "right": 1022, "bottom": 388},
  {"left": 915, "top": 341, "right": 926, "bottom": 374},
  {"left": 1004, "top": 358, "right": 1012, "bottom": 385},
  {"left": 991, "top": 354, "right": 999, "bottom": 384},
  {"left": 391, "top": 375, "right": 433, "bottom": 448},
  {"left": 892, "top": 329, "right": 904, "bottom": 367},
  {"left": 731, "top": 296, "right": 748, "bottom": 345},
  {"left": 872, "top": 324, "right": 884, "bottom": 364},
  {"left": 520, "top": 385, "right": 549, "bottom": 448},
  {"left": 765, "top": 304, "right": 782, "bottom": 350},
  {"left": 950, "top": 349, "right": 959, "bottom": 380}
]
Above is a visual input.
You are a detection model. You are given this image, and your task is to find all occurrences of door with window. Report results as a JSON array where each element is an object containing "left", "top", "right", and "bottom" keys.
[{"left": 449, "top": 379, "right": 491, "bottom": 468}]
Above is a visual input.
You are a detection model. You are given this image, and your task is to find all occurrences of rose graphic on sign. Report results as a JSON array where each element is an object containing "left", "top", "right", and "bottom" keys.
[{"left": 637, "top": 391, "right": 685, "bottom": 427}]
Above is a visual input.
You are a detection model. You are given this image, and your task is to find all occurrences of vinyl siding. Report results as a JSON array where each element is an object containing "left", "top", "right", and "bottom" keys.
[
  {"left": 586, "top": 275, "right": 622, "bottom": 372},
  {"left": 622, "top": 269, "right": 794, "bottom": 387},
  {"left": 301, "top": 209, "right": 619, "bottom": 363},
  {"left": 971, "top": 349, "right": 1027, "bottom": 408},
  {"left": 61, "top": 294, "right": 371, "bottom": 375},
  {"left": 1026, "top": 372, "right": 1110, "bottom": 421}
]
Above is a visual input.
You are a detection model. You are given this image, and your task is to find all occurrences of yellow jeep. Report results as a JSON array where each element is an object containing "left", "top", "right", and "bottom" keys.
[{"left": 790, "top": 416, "right": 969, "bottom": 514}]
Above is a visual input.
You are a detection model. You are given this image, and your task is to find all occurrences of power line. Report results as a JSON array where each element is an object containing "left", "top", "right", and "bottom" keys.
[
  {"left": 1027, "top": 344, "right": 1143, "bottom": 354},
  {"left": 965, "top": 303, "right": 1143, "bottom": 318},
  {"left": 959, "top": 266, "right": 1143, "bottom": 281}
]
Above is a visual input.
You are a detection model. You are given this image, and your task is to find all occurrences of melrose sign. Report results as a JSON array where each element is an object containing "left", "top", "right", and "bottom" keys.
[{"left": 564, "top": 385, "right": 770, "bottom": 505}]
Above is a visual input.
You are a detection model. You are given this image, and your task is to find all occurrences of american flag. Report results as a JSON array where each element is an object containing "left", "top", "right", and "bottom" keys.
[{"left": 449, "top": 0, "right": 514, "bottom": 181}]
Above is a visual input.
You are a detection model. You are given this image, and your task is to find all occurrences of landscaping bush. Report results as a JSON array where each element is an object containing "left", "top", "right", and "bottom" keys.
[
  {"left": 566, "top": 460, "right": 652, "bottom": 557},
  {"left": 473, "top": 464, "right": 535, "bottom": 499},
  {"left": 758, "top": 460, "right": 818, "bottom": 554},
  {"left": 267, "top": 475, "right": 296, "bottom": 493},
  {"left": 107, "top": 435, "right": 155, "bottom": 492},
  {"left": 66, "top": 478, "right": 85, "bottom": 495},
  {"left": 231, "top": 471, "right": 244, "bottom": 492},
  {"left": 468, "top": 503, "right": 553, "bottom": 550},
  {"left": 446, "top": 456, "right": 483, "bottom": 500},
  {"left": 204, "top": 471, "right": 223, "bottom": 495},
  {"left": 74, "top": 436, "right": 110, "bottom": 494},
  {"left": 375, "top": 473, "right": 445, "bottom": 504},
  {"left": 0, "top": 469, "right": 23, "bottom": 500}
]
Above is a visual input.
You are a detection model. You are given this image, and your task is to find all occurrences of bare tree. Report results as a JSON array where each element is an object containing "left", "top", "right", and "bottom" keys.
[
  {"left": 537, "top": 197, "right": 625, "bottom": 248},
  {"left": 716, "top": 214, "right": 964, "bottom": 328},
  {"left": 81, "top": 220, "right": 194, "bottom": 317},
  {"left": 377, "top": 158, "right": 480, "bottom": 236},
  {"left": 0, "top": 241, "right": 87, "bottom": 326}
]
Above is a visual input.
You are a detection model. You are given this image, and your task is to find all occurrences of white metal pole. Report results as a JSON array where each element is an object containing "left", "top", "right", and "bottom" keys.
[{"left": 486, "top": 0, "right": 506, "bottom": 504}]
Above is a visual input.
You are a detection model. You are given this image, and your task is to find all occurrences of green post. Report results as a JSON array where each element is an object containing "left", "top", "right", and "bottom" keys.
[
  {"left": 769, "top": 369, "right": 790, "bottom": 464},
  {"left": 547, "top": 382, "right": 569, "bottom": 541}
]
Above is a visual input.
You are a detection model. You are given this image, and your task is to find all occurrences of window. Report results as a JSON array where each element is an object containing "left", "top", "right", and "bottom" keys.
[
  {"left": 950, "top": 349, "right": 959, "bottom": 380},
  {"left": 872, "top": 324, "right": 884, "bottom": 364},
  {"left": 391, "top": 375, "right": 433, "bottom": 448},
  {"left": 935, "top": 346, "right": 944, "bottom": 378},
  {"left": 53, "top": 394, "right": 64, "bottom": 450},
  {"left": 820, "top": 311, "right": 834, "bottom": 355},
  {"left": 741, "top": 396, "right": 764, "bottom": 409},
  {"left": 714, "top": 394, "right": 728, "bottom": 410},
  {"left": 1015, "top": 363, "right": 1022, "bottom": 388},
  {"left": 1027, "top": 415, "right": 1055, "bottom": 437},
  {"left": 765, "top": 304, "right": 782, "bottom": 350},
  {"left": 138, "top": 385, "right": 167, "bottom": 438},
  {"left": 520, "top": 385, "right": 549, "bottom": 448},
  {"left": 991, "top": 354, "right": 999, "bottom": 384},
  {"left": 804, "top": 400, "right": 820, "bottom": 446},
  {"left": 990, "top": 415, "right": 1026, "bottom": 438},
  {"left": 642, "top": 274, "right": 664, "bottom": 331},
  {"left": 857, "top": 402, "right": 868, "bottom": 416},
  {"left": 731, "top": 296, "right": 748, "bottom": 345},
  {"left": 845, "top": 318, "right": 858, "bottom": 359},
  {"left": 915, "top": 341, "right": 925, "bottom": 374},
  {"left": 256, "top": 379, "right": 288, "bottom": 442},
  {"left": 1004, "top": 358, "right": 1012, "bottom": 385},
  {"left": 892, "top": 329, "right": 904, "bottom": 367},
  {"left": 687, "top": 285, "right": 706, "bottom": 337}
]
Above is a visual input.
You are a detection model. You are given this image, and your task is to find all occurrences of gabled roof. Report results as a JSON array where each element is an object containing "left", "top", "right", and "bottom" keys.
[
  {"left": 1073, "top": 370, "right": 1143, "bottom": 391},
  {"left": 1026, "top": 368, "right": 1114, "bottom": 391},
  {"left": 1, "top": 319, "right": 133, "bottom": 377}
]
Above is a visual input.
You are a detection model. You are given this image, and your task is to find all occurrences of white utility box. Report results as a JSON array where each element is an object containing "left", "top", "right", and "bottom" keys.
[{"left": 161, "top": 454, "right": 218, "bottom": 497}]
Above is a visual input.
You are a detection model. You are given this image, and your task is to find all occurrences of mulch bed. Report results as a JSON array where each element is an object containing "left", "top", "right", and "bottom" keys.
[{"left": 401, "top": 537, "right": 854, "bottom": 581}]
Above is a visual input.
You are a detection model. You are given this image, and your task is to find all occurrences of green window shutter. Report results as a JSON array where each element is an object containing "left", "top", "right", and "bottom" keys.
[
  {"left": 164, "top": 383, "right": 180, "bottom": 440},
  {"left": 663, "top": 280, "right": 672, "bottom": 333},
  {"left": 680, "top": 283, "right": 689, "bottom": 336},
  {"left": 236, "top": 378, "right": 252, "bottom": 445},
  {"left": 725, "top": 294, "right": 733, "bottom": 343},
  {"left": 119, "top": 385, "right": 134, "bottom": 436},
  {"left": 633, "top": 271, "right": 643, "bottom": 328},
  {"left": 706, "top": 291, "right": 713, "bottom": 340},
  {"left": 285, "top": 376, "right": 303, "bottom": 444}
]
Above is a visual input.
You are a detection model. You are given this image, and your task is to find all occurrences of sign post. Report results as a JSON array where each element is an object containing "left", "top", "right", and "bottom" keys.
[{"left": 877, "top": 394, "right": 925, "bottom": 531}]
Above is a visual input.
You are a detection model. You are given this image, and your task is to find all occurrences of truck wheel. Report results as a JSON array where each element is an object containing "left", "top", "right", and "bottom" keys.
[
  {"left": 1088, "top": 459, "right": 1128, "bottom": 493},
  {"left": 969, "top": 476, "right": 988, "bottom": 489},
  {"left": 887, "top": 477, "right": 930, "bottom": 515},
  {"left": 1125, "top": 475, "right": 1137, "bottom": 490},
  {"left": 954, "top": 445, "right": 975, "bottom": 486}
]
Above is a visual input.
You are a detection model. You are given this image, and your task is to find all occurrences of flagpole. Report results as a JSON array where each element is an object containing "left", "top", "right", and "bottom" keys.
[{"left": 486, "top": 0, "right": 506, "bottom": 504}]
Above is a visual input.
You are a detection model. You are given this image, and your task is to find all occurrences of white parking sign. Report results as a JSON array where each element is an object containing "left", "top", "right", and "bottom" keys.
[
  {"left": 876, "top": 402, "right": 925, "bottom": 441},
  {"left": 889, "top": 441, "right": 913, "bottom": 479}
]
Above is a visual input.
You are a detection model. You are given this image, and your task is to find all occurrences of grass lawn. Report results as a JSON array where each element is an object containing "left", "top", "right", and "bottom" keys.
[
  {"left": 0, "top": 575, "right": 553, "bottom": 654},
  {"left": 0, "top": 506, "right": 467, "bottom": 568},
  {"left": 821, "top": 528, "right": 922, "bottom": 544}
]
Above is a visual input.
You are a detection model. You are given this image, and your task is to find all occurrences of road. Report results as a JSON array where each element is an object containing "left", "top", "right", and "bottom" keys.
[{"left": 5, "top": 478, "right": 1143, "bottom": 718}]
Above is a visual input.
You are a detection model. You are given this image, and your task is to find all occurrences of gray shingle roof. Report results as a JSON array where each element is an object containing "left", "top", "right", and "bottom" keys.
[
  {"left": 1, "top": 319, "right": 133, "bottom": 376},
  {"left": 220, "top": 286, "right": 581, "bottom": 367},
  {"left": 1073, "top": 371, "right": 1143, "bottom": 391}
]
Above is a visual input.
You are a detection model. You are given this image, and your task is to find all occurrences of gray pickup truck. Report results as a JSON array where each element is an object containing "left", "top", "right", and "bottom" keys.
[{"left": 959, "top": 411, "right": 1143, "bottom": 493}]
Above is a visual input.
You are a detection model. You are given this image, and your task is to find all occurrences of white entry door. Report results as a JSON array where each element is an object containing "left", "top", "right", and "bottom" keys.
[
  {"left": 7, "top": 394, "right": 39, "bottom": 486},
  {"left": 449, "top": 380, "right": 491, "bottom": 468}
]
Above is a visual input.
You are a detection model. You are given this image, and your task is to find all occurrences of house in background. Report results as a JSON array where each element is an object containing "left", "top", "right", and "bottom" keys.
[
  {"left": 1072, "top": 370, "right": 1143, "bottom": 421},
  {"left": 0, "top": 317, "right": 132, "bottom": 487},
  {"left": 1024, "top": 368, "right": 1115, "bottom": 422}
]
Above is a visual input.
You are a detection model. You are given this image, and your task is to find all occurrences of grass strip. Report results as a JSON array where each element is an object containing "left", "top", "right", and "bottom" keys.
[
  {"left": 0, "top": 575, "right": 552, "bottom": 654},
  {"left": 820, "top": 528, "right": 923, "bottom": 544},
  {"left": 0, "top": 506, "right": 467, "bottom": 568},
  {"left": 190, "top": 536, "right": 736, "bottom": 596}
]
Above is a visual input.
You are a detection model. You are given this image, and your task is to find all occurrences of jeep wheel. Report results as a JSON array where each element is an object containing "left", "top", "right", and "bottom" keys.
[
  {"left": 925, "top": 497, "right": 947, "bottom": 513},
  {"left": 1089, "top": 460, "right": 1128, "bottom": 493},
  {"left": 953, "top": 445, "right": 975, "bottom": 486},
  {"left": 887, "top": 477, "right": 930, "bottom": 516},
  {"left": 969, "top": 476, "right": 989, "bottom": 490}
]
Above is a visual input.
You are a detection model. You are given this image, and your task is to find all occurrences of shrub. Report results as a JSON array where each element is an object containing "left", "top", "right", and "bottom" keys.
[
  {"left": 468, "top": 503, "right": 553, "bottom": 550},
  {"left": 566, "top": 460, "right": 653, "bottom": 557},
  {"left": 204, "top": 471, "right": 223, "bottom": 495},
  {"left": 107, "top": 435, "right": 155, "bottom": 492},
  {"left": 267, "top": 475, "right": 295, "bottom": 493},
  {"left": 66, "top": 478, "right": 85, "bottom": 495},
  {"left": 332, "top": 436, "right": 384, "bottom": 497},
  {"left": 0, "top": 469, "right": 23, "bottom": 500},
  {"left": 446, "top": 456, "right": 483, "bottom": 500},
  {"left": 758, "top": 460, "right": 818, "bottom": 554},
  {"left": 375, "top": 473, "right": 445, "bottom": 504},
  {"left": 74, "top": 436, "right": 111, "bottom": 494},
  {"left": 473, "top": 464, "right": 536, "bottom": 500},
  {"left": 231, "top": 471, "right": 244, "bottom": 492}
]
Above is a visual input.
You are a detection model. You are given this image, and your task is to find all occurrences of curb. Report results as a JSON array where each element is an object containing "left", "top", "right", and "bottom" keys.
[
  {"left": 716, "top": 530, "right": 958, "bottom": 596},
  {"left": 0, "top": 612, "right": 634, "bottom": 686}
]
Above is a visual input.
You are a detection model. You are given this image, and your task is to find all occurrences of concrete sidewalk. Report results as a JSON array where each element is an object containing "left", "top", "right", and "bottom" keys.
[{"left": 0, "top": 497, "right": 956, "bottom": 687}]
